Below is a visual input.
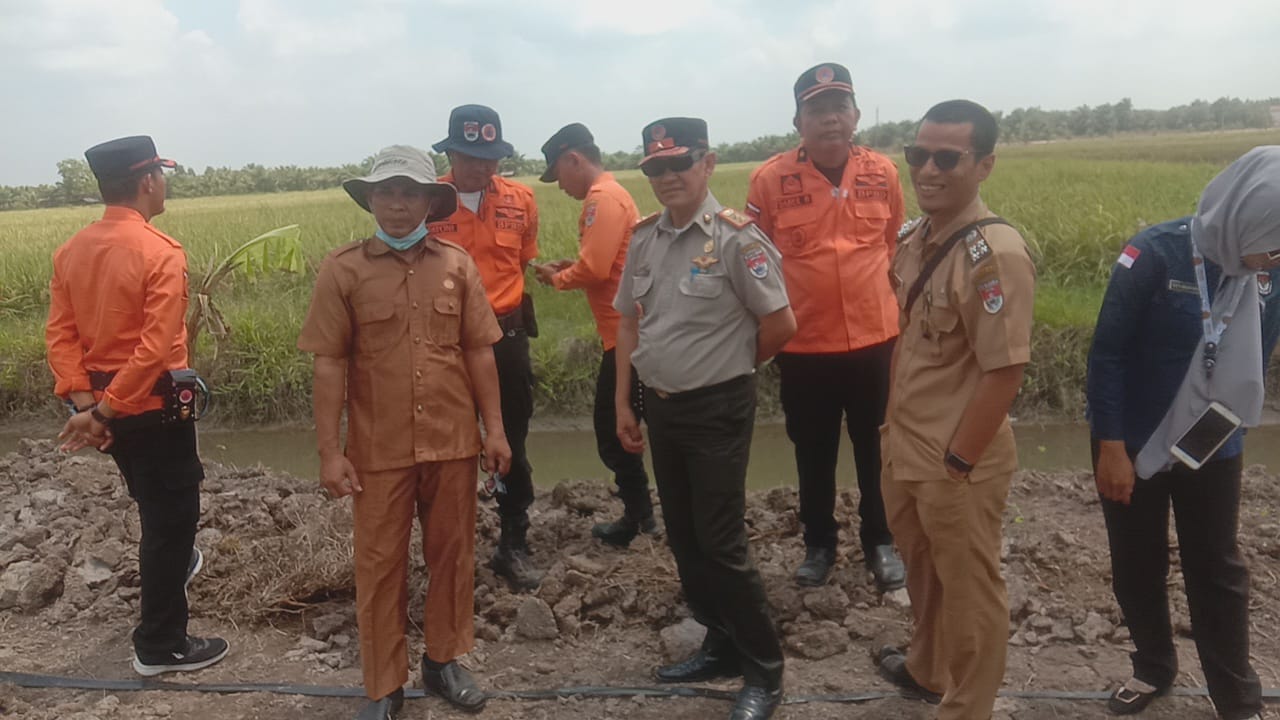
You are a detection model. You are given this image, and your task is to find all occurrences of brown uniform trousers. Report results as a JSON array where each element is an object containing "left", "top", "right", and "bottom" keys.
[
  {"left": 355, "top": 459, "right": 477, "bottom": 700},
  {"left": 882, "top": 196, "right": 1035, "bottom": 720},
  {"left": 298, "top": 235, "right": 502, "bottom": 701}
]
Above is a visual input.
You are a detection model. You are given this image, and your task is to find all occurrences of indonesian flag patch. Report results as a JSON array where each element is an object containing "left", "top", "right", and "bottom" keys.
[{"left": 1117, "top": 245, "right": 1141, "bottom": 269}]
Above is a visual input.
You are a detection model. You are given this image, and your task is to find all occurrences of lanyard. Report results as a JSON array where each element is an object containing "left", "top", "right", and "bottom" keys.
[{"left": 1190, "top": 237, "right": 1246, "bottom": 377}]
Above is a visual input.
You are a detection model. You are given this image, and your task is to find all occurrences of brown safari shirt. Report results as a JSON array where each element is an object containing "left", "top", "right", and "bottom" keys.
[
  {"left": 297, "top": 236, "right": 502, "bottom": 472},
  {"left": 884, "top": 197, "right": 1036, "bottom": 482}
]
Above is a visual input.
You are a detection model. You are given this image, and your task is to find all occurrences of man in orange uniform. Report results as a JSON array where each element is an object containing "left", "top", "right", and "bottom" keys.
[
  {"left": 746, "top": 63, "right": 906, "bottom": 590},
  {"left": 299, "top": 146, "right": 509, "bottom": 719},
  {"left": 46, "top": 135, "right": 229, "bottom": 677},
  {"left": 428, "top": 104, "right": 544, "bottom": 590},
  {"left": 532, "top": 122, "right": 654, "bottom": 547}
]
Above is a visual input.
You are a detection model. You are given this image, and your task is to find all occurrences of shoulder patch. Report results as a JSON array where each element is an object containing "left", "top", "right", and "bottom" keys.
[
  {"left": 897, "top": 217, "right": 923, "bottom": 243},
  {"left": 718, "top": 207, "right": 754, "bottom": 230},
  {"left": 964, "top": 228, "right": 992, "bottom": 265},
  {"left": 634, "top": 212, "right": 660, "bottom": 230}
]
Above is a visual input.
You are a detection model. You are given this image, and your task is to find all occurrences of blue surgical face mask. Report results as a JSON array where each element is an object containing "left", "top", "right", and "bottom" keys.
[{"left": 376, "top": 221, "right": 428, "bottom": 251}]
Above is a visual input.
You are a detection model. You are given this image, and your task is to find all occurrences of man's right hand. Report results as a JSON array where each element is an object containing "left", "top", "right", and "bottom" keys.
[
  {"left": 1094, "top": 440, "right": 1135, "bottom": 505},
  {"left": 320, "top": 451, "right": 362, "bottom": 499},
  {"left": 616, "top": 406, "right": 645, "bottom": 454}
]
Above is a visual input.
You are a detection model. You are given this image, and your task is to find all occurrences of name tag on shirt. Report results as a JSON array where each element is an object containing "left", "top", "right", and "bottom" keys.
[{"left": 1167, "top": 279, "right": 1199, "bottom": 295}]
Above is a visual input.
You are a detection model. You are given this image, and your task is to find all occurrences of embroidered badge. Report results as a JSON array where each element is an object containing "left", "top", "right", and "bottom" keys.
[
  {"left": 964, "top": 229, "right": 991, "bottom": 265},
  {"left": 1260, "top": 272, "right": 1273, "bottom": 296},
  {"left": 691, "top": 254, "right": 720, "bottom": 273},
  {"left": 481, "top": 123, "right": 498, "bottom": 142},
  {"left": 583, "top": 202, "right": 598, "bottom": 228},
  {"left": 1167, "top": 279, "right": 1199, "bottom": 295},
  {"left": 781, "top": 173, "right": 803, "bottom": 195},
  {"left": 1117, "top": 245, "right": 1141, "bottom": 269},
  {"left": 815, "top": 65, "right": 835, "bottom": 83},
  {"left": 463, "top": 121, "right": 480, "bottom": 142},
  {"left": 978, "top": 278, "right": 1004, "bottom": 314},
  {"left": 742, "top": 242, "right": 769, "bottom": 279}
]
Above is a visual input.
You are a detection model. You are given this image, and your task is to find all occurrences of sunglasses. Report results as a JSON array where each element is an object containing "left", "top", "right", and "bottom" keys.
[
  {"left": 903, "top": 145, "right": 973, "bottom": 171},
  {"left": 641, "top": 152, "right": 705, "bottom": 178}
]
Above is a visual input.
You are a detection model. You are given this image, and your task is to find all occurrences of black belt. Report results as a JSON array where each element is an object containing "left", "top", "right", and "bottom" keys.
[
  {"left": 496, "top": 308, "right": 524, "bottom": 335},
  {"left": 645, "top": 374, "right": 752, "bottom": 402},
  {"left": 88, "top": 370, "right": 168, "bottom": 396}
]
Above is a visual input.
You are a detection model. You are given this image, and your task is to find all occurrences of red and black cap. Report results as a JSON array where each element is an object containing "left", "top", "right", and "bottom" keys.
[
  {"left": 84, "top": 135, "right": 176, "bottom": 182},
  {"left": 794, "top": 63, "right": 856, "bottom": 107},
  {"left": 539, "top": 122, "right": 594, "bottom": 183},
  {"left": 639, "top": 117, "right": 709, "bottom": 166}
]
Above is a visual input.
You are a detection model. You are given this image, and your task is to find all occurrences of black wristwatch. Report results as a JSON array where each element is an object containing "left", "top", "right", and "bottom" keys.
[
  {"left": 944, "top": 450, "right": 974, "bottom": 475},
  {"left": 90, "top": 407, "right": 113, "bottom": 427}
]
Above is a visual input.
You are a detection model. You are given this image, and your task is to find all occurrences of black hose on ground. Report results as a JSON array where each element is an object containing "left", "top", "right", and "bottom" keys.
[{"left": 2, "top": 671, "right": 1278, "bottom": 705}]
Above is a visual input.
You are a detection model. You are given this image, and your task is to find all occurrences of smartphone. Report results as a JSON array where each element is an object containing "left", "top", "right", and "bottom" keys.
[{"left": 1170, "top": 401, "right": 1242, "bottom": 470}]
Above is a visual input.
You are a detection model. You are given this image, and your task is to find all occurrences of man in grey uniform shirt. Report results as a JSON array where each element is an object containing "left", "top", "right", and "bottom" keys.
[{"left": 614, "top": 117, "right": 797, "bottom": 720}]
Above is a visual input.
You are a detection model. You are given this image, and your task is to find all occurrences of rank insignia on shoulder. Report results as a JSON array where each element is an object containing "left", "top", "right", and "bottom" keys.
[
  {"left": 964, "top": 228, "right": 992, "bottom": 265},
  {"left": 635, "top": 212, "right": 660, "bottom": 229},
  {"left": 741, "top": 242, "right": 769, "bottom": 279},
  {"left": 978, "top": 278, "right": 1004, "bottom": 314},
  {"left": 718, "top": 207, "right": 754, "bottom": 229},
  {"left": 897, "top": 218, "right": 922, "bottom": 242}
]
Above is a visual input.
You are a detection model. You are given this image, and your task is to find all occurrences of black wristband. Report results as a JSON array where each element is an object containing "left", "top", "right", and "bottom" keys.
[
  {"left": 90, "top": 407, "right": 113, "bottom": 427},
  {"left": 945, "top": 450, "right": 974, "bottom": 474}
]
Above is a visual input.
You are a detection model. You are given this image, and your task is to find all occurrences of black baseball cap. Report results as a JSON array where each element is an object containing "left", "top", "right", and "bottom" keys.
[
  {"left": 84, "top": 135, "right": 176, "bottom": 182},
  {"left": 539, "top": 123, "right": 595, "bottom": 183},
  {"left": 639, "top": 117, "right": 709, "bottom": 166},
  {"left": 794, "top": 63, "right": 856, "bottom": 108},
  {"left": 432, "top": 104, "right": 515, "bottom": 161}
]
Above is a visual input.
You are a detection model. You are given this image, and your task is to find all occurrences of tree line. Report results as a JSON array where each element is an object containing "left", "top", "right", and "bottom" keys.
[{"left": 2, "top": 96, "right": 1276, "bottom": 212}]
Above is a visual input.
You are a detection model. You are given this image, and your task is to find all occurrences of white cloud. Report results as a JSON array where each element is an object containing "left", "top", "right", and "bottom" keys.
[{"left": 236, "top": 0, "right": 410, "bottom": 57}]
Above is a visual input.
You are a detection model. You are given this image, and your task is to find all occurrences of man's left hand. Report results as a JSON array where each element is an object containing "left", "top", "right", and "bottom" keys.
[
  {"left": 57, "top": 411, "right": 113, "bottom": 453},
  {"left": 482, "top": 432, "right": 512, "bottom": 476}
]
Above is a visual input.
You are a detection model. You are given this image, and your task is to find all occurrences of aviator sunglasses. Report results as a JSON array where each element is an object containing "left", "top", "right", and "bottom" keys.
[
  {"left": 641, "top": 151, "right": 706, "bottom": 178},
  {"left": 903, "top": 145, "right": 973, "bottom": 172}
]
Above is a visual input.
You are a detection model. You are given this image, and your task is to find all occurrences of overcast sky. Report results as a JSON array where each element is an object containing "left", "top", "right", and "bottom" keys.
[{"left": 1, "top": 0, "right": 1276, "bottom": 186}]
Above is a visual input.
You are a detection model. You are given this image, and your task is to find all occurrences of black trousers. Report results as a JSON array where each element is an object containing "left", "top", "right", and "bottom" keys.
[
  {"left": 593, "top": 348, "right": 648, "bottom": 496},
  {"left": 493, "top": 329, "right": 535, "bottom": 526},
  {"left": 645, "top": 375, "right": 784, "bottom": 689},
  {"left": 1096, "top": 446, "right": 1262, "bottom": 720},
  {"left": 108, "top": 418, "right": 204, "bottom": 658},
  {"left": 776, "top": 338, "right": 895, "bottom": 555}
]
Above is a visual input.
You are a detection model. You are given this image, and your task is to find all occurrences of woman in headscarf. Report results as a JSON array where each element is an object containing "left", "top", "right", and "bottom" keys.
[{"left": 1086, "top": 146, "right": 1280, "bottom": 720}]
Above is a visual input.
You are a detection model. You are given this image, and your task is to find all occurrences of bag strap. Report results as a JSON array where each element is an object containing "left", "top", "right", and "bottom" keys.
[{"left": 903, "top": 217, "right": 1011, "bottom": 318}]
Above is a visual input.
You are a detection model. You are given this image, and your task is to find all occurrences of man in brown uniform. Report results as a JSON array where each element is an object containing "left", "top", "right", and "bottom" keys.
[
  {"left": 299, "top": 146, "right": 509, "bottom": 719},
  {"left": 875, "top": 100, "right": 1035, "bottom": 720}
]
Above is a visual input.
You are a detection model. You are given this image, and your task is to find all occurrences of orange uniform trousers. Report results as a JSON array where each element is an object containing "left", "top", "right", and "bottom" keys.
[
  {"left": 353, "top": 457, "right": 477, "bottom": 701},
  {"left": 881, "top": 466, "right": 1012, "bottom": 720}
]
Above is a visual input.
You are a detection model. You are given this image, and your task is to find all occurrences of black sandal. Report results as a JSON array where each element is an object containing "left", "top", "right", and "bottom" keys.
[{"left": 1107, "top": 678, "right": 1169, "bottom": 715}]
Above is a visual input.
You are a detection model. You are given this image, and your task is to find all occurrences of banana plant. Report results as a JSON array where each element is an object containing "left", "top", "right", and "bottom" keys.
[{"left": 186, "top": 224, "right": 303, "bottom": 365}]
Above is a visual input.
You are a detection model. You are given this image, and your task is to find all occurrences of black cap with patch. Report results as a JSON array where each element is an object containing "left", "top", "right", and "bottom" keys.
[
  {"left": 793, "top": 63, "right": 856, "bottom": 108},
  {"left": 539, "top": 123, "right": 594, "bottom": 183},
  {"left": 432, "top": 104, "right": 515, "bottom": 161},
  {"left": 639, "top": 117, "right": 709, "bottom": 165},
  {"left": 84, "top": 135, "right": 176, "bottom": 182}
]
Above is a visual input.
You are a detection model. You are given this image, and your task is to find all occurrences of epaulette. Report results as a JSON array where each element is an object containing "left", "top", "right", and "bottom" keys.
[
  {"left": 432, "top": 237, "right": 468, "bottom": 255},
  {"left": 963, "top": 227, "right": 993, "bottom": 266},
  {"left": 718, "top": 207, "right": 755, "bottom": 230},
  {"left": 634, "top": 212, "right": 660, "bottom": 230},
  {"left": 333, "top": 239, "right": 364, "bottom": 256},
  {"left": 143, "top": 224, "right": 183, "bottom": 249},
  {"left": 897, "top": 217, "right": 923, "bottom": 243}
]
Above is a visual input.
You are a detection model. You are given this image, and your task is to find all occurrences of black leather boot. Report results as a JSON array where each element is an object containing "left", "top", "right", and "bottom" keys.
[
  {"left": 592, "top": 487, "right": 657, "bottom": 547},
  {"left": 354, "top": 687, "right": 404, "bottom": 720},
  {"left": 793, "top": 546, "right": 835, "bottom": 587},
  {"left": 490, "top": 514, "right": 544, "bottom": 591}
]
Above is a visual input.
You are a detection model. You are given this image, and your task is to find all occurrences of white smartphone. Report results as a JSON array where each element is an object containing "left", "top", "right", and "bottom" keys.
[{"left": 1170, "top": 401, "right": 1242, "bottom": 470}]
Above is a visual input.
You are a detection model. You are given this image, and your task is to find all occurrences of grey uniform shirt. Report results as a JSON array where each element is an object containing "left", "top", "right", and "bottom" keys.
[{"left": 614, "top": 192, "right": 790, "bottom": 394}]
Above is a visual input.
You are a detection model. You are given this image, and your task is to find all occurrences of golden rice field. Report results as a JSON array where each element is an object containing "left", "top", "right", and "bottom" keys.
[{"left": 2, "top": 129, "right": 1279, "bottom": 422}]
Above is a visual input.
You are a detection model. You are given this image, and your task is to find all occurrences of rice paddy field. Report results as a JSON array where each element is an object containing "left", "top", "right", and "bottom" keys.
[{"left": 3, "top": 129, "right": 1279, "bottom": 423}]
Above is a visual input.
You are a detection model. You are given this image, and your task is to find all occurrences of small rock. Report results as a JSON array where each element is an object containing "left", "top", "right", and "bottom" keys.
[
  {"left": 784, "top": 621, "right": 849, "bottom": 660},
  {"left": 515, "top": 597, "right": 559, "bottom": 640},
  {"left": 297, "top": 636, "right": 329, "bottom": 653},
  {"left": 659, "top": 618, "right": 706, "bottom": 662},
  {"left": 1074, "top": 611, "right": 1113, "bottom": 644},
  {"left": 0, "top": 560, "right": 65, "bottom": 612},
  {"left": 883, "top": 588, "right": 911, "bottom": 609},
  {"left": 563, "top": 554, "right": 607, "bottom": 577},
  {"left": 802, "top": 585, "right": 850, "bottom": 622}
]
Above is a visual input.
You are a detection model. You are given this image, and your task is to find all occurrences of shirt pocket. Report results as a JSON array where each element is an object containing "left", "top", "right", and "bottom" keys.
[
  {"left": 921, "top": 289, "right": 961, "bottom": 356},
  {"left": 631, "top": 274, "right": 655, "bottom": 316},
  {"left": 429, "top": 295, "right": 462, "bottom": 345},
  {"left": 678, "top": 272, "right": 727, "bottom": 299},
  {"left": 495, "top": 230, "right": 523, "bottom": 250},
  {"left": 353, "top": 301, "right": 404, "bottom": 356},
  {"left": 772, "top": 203, "right": 825, "bottom": 254},
  {"left": 853, "top": 200, "right": 892, "bottom": 240}
]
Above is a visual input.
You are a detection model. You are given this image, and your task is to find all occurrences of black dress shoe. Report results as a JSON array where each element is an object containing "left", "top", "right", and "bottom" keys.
[
  {"left": 654, "top": 650, "right": 742, "bottom": 683},
  {"left": 875, "top": 646, "right": 941, "bottom": 704},
  {"left": 794, "top": 546, "right": 835, "bottom": 587},
  {"left": 591, "top": 514, "right": 658, "bottom": 547},
  {"left": 423, "top": 660, "right": 487, "bottom": 713},
  {"left": 729, "top": 684, "right": 783, "bottom": 720},
  {"left": 355, "top": 688, "right": 404, "bottom": 720},
  {"left": 867, "top": 544, "right": 906, "bottom": 591}
]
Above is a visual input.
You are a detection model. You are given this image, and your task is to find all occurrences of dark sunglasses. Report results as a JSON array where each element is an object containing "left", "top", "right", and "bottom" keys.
[
  {"left": 641, "top": 152, "right": 705, "bottom": 178},
  {"left": 903, "top": 145, "right": 973, "bottom": 171}
]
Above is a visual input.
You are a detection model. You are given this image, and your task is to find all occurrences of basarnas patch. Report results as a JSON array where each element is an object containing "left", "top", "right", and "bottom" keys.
[
  {"left": 583, "top": 202, "right": 598, "bottom": 227},
  {"left": 978, "top": 277, "right": 1004, "bottom": 314},
  {"left": 742, "top": 242, "right": 769, "bottom": 279}
]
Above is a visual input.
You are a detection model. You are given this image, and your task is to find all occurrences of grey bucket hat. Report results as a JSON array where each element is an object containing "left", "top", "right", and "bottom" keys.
[{"left": 342, "top": 145, "right": 458, "bottom": 222}]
